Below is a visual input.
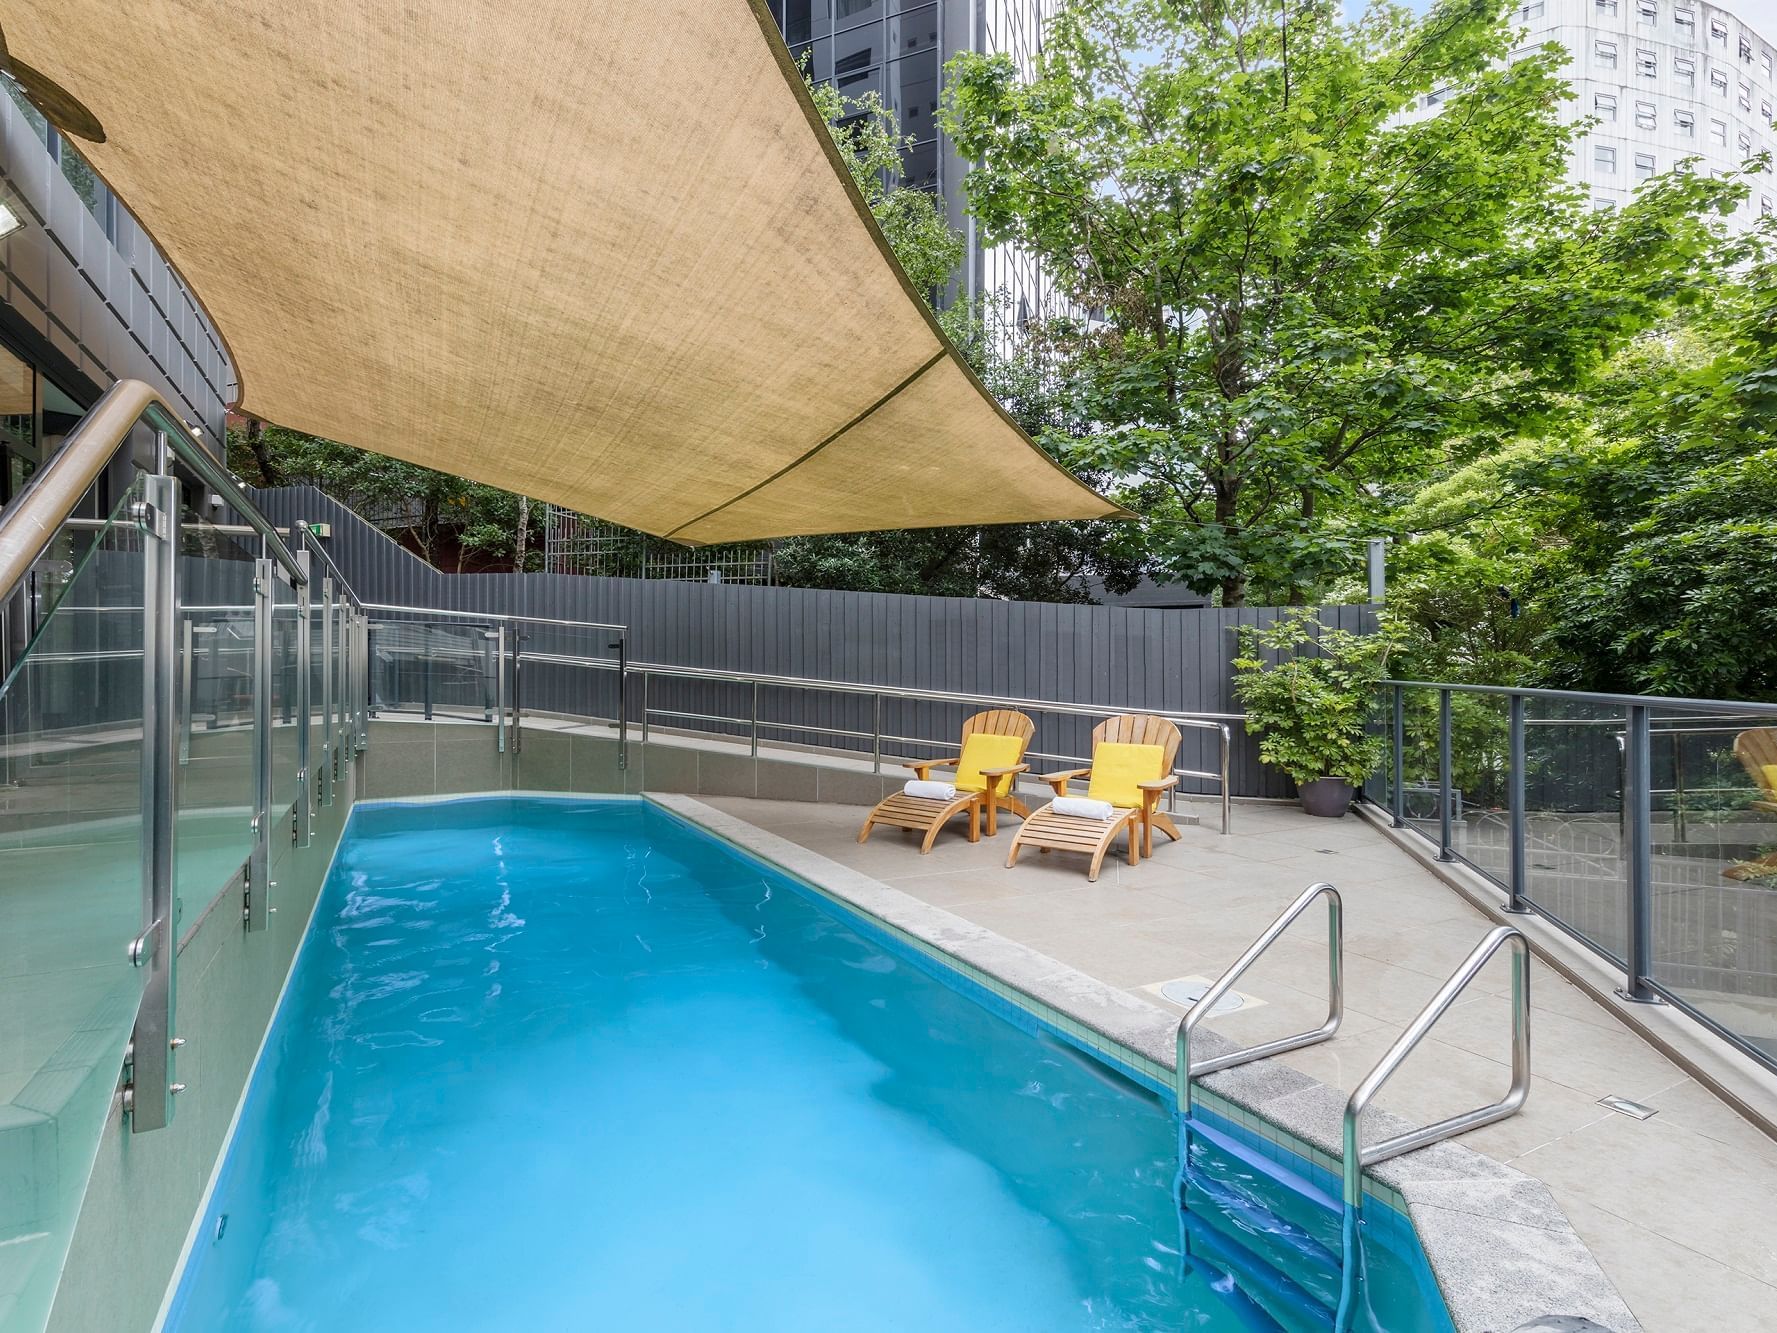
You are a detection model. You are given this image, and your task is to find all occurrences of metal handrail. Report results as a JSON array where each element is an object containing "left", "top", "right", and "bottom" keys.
[
  {"left": 634, "top": 663, "right": 1237, "bottom": 832},
  {"left": 1175, "top": 882, "right": 1343, "bottom": 1117},
  {"left": 1342, "top": 925, "right": 1530, "bottom": 1206},
  {"left": 1383, "top": 678, "right": 1777, "bottom": 718},
  {"left": 0, "top": 378, "right": 303, "bottom": 599},
  {"left": 362, "top": 601, "right": 625, "bottom": 634}
]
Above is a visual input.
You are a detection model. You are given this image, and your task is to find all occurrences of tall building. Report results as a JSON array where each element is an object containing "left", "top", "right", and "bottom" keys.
[
  {"left": 1434, "top": 0, "right": 1777, "bottom": 227},
  {"left": 765, "top": 1, "right": 1063, "bottom": 325}
]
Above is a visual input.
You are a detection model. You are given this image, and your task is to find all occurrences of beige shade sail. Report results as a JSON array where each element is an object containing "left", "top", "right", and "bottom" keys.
[{"left": 0, "top": 0, "right": 1122, "bottom": 543}]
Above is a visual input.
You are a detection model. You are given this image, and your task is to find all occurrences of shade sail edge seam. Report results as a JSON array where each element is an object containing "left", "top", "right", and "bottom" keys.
[{"left": 664, "top": 349, "right": 947, "bottom": 542}]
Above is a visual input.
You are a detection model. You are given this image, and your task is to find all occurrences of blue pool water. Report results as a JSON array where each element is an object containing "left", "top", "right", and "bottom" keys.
[{"left": 168, "top": 797, "right": 1451, "bottom": 1332}]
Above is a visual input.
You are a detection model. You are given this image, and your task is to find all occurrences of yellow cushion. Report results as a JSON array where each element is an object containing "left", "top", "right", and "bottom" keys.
[
  {"left": 1086, "top": 743, "right": 1167, "bottom": 809},
  {"left": 1763, "top": 764, "right": 1777, "bottom": 795},
  {"left": 954, "top": 732, "right": 1026, "bottom": 793}
]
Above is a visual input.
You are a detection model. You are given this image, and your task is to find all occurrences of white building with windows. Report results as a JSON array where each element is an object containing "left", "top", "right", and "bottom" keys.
[{"left": 1435, "top": 0, "right": 1777, "bottom": 228}]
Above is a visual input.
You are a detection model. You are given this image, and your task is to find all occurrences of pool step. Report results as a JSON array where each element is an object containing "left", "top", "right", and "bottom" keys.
[{"left": 1179, "top": 1116, "right": 1343, "bottom": 1332}]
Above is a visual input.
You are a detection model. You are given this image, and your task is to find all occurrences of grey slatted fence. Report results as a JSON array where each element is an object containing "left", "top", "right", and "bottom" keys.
[{"left": 253, "top": 485, "right": 1377, "bottom": 799}]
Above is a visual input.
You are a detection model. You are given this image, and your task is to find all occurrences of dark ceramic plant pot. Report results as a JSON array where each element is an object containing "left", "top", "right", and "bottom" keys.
[{"left": 1297, "top": 777, "right": 1354, "bottom": 818}]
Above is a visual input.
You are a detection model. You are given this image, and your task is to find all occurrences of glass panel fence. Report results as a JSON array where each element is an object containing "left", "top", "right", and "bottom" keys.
[
  {"left": 1519, "top": 700, "right": 1628, "bottom": 964},
  {"left": 0, "top": 486, "right": 148, "bottom": 1328},
  {"left": 1648, "top": 706, "right": 1777, "bottom": 1064},
  {"left": 367, "top": 619, "right": 499, "bottom": 723},
  {"left": 1397, "top": 685, "right": 1447, "bottom": 845},
  {"left": 174, "top": 503, "right": 259, "bottom": 923},
  {"left": 1447, "top": 692, "right": 1511, "bottom": 885}
]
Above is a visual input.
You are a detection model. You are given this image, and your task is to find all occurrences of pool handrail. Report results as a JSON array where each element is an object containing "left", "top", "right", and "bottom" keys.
[
  {"left": 1341, "top": 925, "right": 1531, "bottom": 1208},
  {"left": 1175, "top": 882, "right": 1343, "bottom": 1116}
]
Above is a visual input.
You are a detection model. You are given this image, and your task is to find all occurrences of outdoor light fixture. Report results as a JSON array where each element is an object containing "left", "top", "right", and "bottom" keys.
[{"left": 0, "top": 201, "right": 21, "bottom": 239}]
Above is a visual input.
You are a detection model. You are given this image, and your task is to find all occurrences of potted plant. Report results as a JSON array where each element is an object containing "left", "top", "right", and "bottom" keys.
[{"left": 1232, "top": 608, "right": 1397, "bottom": 817}]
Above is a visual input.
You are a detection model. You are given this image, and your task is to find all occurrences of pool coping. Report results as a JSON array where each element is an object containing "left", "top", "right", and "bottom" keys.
[{"left": 648, "top": 792, "right": 1643, "bottom": 1333}]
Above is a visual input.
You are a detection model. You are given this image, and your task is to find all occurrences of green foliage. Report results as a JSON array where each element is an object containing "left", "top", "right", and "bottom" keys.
[
  {"left": 1232, "top": 608, "right": 1399, "bottom": 784},
  {"left": 806, "top": 76, "right": 964, "bottom": 298},
  {"left": 228, "top": 423, "right": 541, "bottom": 572},
  {"left": 943, "top": 0, "right": 1752, "bottom": 605}
]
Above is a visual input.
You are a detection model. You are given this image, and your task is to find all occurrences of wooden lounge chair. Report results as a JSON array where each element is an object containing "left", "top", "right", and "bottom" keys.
[
  {"left": 1005, "top": 714, "right": 1184, "bottom": 881},
  {"left": 1727, "top": 728, "right": 1777, "bottom": 882},
  {"left": 856, "top": 709, "right": 1035, "bottom": 853},
  {"left": 1735, "top": 727, "right": 1777, "bottom": 814}
]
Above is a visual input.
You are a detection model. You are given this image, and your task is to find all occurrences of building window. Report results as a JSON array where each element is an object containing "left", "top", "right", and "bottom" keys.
[
  {"left": 1763, "top": 51, "right": 1773, "bottom": 79},
  {"left": 1595, "top": 143, "right": 1619, "bottom": 173},
  {"left": 1740, "top": 36, "right": 1753, "bottom": 61},
  {"left": 1762, "top": 194, "right": 1774, "bottom": 216},
  {"left": 1675, "top": 107, "right": 1696, "bottom": 135},
  {"left": 1596, "top": 0, "right": 1618, "bottom": 13},
  {"left": 1637, "top": 0, "right": 1657, "bottom": 19},
  {"left": 1674, "top": 6, "right": 1695, "bottom": 31},
  {"left": 1637, "top": 49, "right": 1658, "bottom": 76},
  {"left": 1634, "top": 151, "right": 1657, "bottom": 178},
  {"left": 1763, "top": 99, "right": 1773, "bottom": 121},
  {"left": 1710, "top": 116, "right": 1728, "bottom": 144},
  {"left": 1424, "top": 85, "right": 1449, "bottom": 108},
  {"left": 1593, "top": 196, "right": 1618, "bottom": 211},
  {"left": 1519, "top": 0, "right": 1545, "bottom": 16},
  {"left": 1635, "top": 100, "right": 1658, "bottom": 128},
  {"left": 1596, "top": 92, "right": 1619, "bottom": 120},
  {"left": 1596, "top": 40, "right": 1618, "bottom": 67},
  {"left": 1710, "top": 17, "right": 1728, "bottom": 42},
  {"left": 1738, "top": 129, "right": 1753, "bottom": 154},
  {"left": 1711, "top": 67, "right": 1729, "bottom": 95},
  {"left": 1675, "top": 56, "right": 1696, "bottom": 84},
  {"left": 1738, "top": 80, "right": 1752, "bottom": 109}
]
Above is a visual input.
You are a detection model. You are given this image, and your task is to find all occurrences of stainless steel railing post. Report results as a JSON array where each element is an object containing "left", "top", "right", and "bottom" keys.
[
  {"left": 1437, "top": 688, "right": 1454, "bottom": 860},
  {"left": 318, "top": 578, "right": 334, "bottom": 807},
  {"left": 1506, "top": 693, "right": 1527, "bottom": 914},
  {"left": 495, "top": 625, "right": 507, "bottom": 755},
  {"left": 1620, "top": 703, "right": 1658, "bottom": 1003},
  {"left": 127, "top": 471, "right": 180, "bottom": 1131},
  {"left": 1390, "top": 685, "right": 1405, "bottom": 828},
  {"left": 294, "top": 546, "right": 312, "bottom": 848},
  {"left": 246, "top": 555, "right": 274, "bottom": 933},
  {"left": 616, "top": 631, "right": 628, "bottom": 770},
  {"left": 1218, "top": 725, "right": 1231, "bottom": 835}
]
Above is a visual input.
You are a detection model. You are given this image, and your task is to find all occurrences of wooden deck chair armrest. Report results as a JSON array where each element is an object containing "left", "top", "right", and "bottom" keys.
[
  {"left": 976, "top": 764, "right": 1029, "bottom": 778},
  {"left": 1136, "top": 776, "right": 1179, "bottom": 791},
  {"left": 902, "top": 756, "right": 960, "bottom": 779},
  {"left": 1755, "top": 799, "right": 1777, "bottom": 815},
  {"left": 1040, "top": 767, "right": 1091, "bottom": 794}
]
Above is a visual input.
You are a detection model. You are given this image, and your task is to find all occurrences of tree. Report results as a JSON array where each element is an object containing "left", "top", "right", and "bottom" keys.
[
  {"left": 774, "top": 77, "right": 1143, "bottom": 601},
  {"left": 228, "top": 423, "right": 543, "bottom": 572},
  {"left": 944, "top": 0, "right": 1752, "bottom": 605}
]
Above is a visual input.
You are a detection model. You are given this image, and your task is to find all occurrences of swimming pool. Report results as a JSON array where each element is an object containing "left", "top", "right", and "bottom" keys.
[{"left": 166, "top": 796, "right": 1452, "bottom": 1331}]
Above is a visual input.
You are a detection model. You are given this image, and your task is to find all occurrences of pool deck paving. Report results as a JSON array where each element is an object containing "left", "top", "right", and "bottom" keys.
[{"left": 697, "top": 791, "right": 1777, "bottom": 1333}]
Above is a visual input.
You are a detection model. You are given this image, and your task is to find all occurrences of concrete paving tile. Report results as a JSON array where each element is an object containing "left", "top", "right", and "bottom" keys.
[
  {"left": 1433, "top": 991, "right": 1686, "bottom": 1102},
  {"left": 1639, "top": 1077, "right": 1777, "bottom": 1167},
  {"left": 1513, "top": 1111, "right": 1777, "bottom": 1287},
  {"left": 1554, "top": 1193, "right": 1777, "bottom": 1333}
]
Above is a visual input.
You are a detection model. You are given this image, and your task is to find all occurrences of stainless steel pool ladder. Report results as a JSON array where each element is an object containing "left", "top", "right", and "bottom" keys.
[
  {"left": 1174, "top": 881, "right": 1344, "bottom": 1118},
  {"left": 1333, "top": 925, "right": 1531, "bottom": 1331}
]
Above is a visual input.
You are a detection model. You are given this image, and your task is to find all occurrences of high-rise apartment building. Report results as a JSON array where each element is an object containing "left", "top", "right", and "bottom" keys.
[
  {"left": 765, "top": 1, "right": 1063, "bottom": 324},
  {"left": 1430, "top": 0, "right": 1777, "bottom": 227}
]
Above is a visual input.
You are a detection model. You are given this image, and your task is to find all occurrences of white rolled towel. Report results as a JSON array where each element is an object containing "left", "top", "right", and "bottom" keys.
[
  {"left": 1052, "top": 796, "right": 1116, "bottom": 820},
  {"left": 905, "top": 779, "right": 958, "bottom": 801}
]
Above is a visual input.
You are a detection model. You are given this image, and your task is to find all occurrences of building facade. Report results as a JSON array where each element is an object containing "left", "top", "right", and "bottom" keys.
[
  {"left": 0, "top": 79, "right": 234, "bottom": 510},
  {"left": 1451, "top": 0, "right": 1777, "bottom": 226},
  {"left": 765, "top": 0, "right": 1063, "bottom": 323}
]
